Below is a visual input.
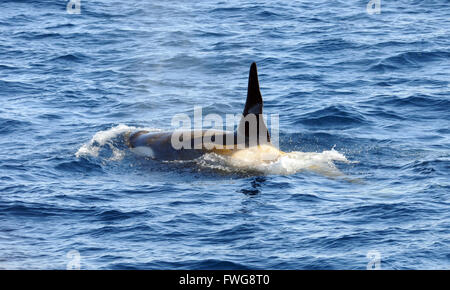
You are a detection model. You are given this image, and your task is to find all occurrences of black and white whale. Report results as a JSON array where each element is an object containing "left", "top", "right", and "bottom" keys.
[
  {"left": 75, "top": 62, "right": 350, "bottom": 176},
  {"left": 127, "top": 62, "right": 286, "bottom": 163}
]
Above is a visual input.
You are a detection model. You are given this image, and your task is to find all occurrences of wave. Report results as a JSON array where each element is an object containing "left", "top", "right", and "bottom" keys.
[
  {"left": 0, "top": 118, "right": 33, "bottom": 135},
  {"left": 0, "top": 201, "right": 95, "bottom": 218},
  {"left": 319, "top": 202, "right": 437, "bottom": 223},
  {"left": 387, "top": 51, "right": 450, "bottom": 64},
  {"left": 0, "top": 80, "right": 35, "bottom": 94},
  {"left": 367, "top": 50, "right": 450, "bottom": 72},
  {"left": 0, "top": 64, "right": 18, "bottom": 70},
  {"left": 300, "top": 38, "right": 361, "bottom": 52},
  {"left": 54, "top": 160, "right": 103, "bottom": 174},
  {"left": 295, "top": 105, "right": 367, "bottom": 128},
  {"left": 369, "top": 94, "right": 450, "bottom": 110},
  {"left": 402, "top": 158, "right": 450, "bottom": 176},
  {"left": 109, "top": 259, "right": 250, "bottom": 270},
  {"left": 95, "top": 209, "right": 150, "bottom": 222},
  {"left": 14, "top": 31, "right": 62, "bottom": 40},
  {"left": 50, "top": 53, "right": 90, "bottom": 63}
]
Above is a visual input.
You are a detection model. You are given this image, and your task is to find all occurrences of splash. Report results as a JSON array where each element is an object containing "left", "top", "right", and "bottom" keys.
[
  {"left": 259, "top": 149, "right": 351, "bottom": 176},
  {"left": 197, "top": 146, "right": 352, "bottom": 177},
  {"left": 75, "top": 124, "right": 160, "bottom": 160}
]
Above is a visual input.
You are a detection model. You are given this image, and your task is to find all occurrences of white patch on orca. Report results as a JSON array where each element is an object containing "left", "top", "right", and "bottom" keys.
[{"left": 130, "top": 146, "right": 155, "bottom": 158}]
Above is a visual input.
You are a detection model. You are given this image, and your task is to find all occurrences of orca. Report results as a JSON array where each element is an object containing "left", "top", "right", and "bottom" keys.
[{"left": 128, "top": 62, "right": 285, "bottom": 162}]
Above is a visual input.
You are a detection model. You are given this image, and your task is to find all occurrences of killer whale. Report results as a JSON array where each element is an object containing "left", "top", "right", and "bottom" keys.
[{"left": 128, "top": 62, "right": 284, "bottom": 161}]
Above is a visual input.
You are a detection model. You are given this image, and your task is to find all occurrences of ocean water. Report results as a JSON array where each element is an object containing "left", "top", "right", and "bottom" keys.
[{"left": 0, "top": 0, "right": 449, "bottom": 269}]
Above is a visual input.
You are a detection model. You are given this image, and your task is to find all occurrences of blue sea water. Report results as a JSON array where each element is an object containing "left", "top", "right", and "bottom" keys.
[{"left": 0, "top": 0, "right": 449, "bottom": 269}]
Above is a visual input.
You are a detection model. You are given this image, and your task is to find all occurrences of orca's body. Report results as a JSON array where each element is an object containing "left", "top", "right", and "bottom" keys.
[{"left": 128, "top": 63, "right": 284, "bottom": 162}]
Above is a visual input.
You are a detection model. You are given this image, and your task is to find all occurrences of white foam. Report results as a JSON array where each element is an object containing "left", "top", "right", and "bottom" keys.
[
  {"left": 199, "top": 147, "right": 352, "bottom": 177},
  {"left": 260, "top": 149, "right": 350, "bottom": 176},
  {"left": 75, "top": 124, "right": 160, "bottom": 160}
]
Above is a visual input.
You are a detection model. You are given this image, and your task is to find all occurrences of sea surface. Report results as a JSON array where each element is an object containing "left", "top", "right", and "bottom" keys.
[{"left": 0, "top": 0, "right": 449, "bottom": 269}]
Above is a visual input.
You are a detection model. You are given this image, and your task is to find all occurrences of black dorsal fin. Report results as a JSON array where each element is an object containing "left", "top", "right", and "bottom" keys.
[
  {"left": 243, "top": 62, "right": 263, "bottom": 116},
  {"left": 237, "top": 62, "right": 270, "bottom": 145}
]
